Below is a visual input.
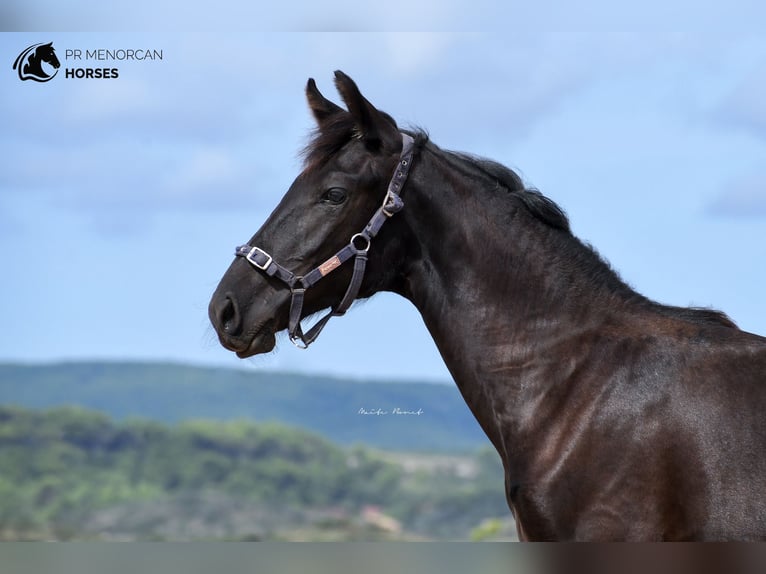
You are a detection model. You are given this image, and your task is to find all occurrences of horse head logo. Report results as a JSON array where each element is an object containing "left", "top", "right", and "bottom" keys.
[{"left": 13, "top": 42, "right": 61, "bottom": 82}]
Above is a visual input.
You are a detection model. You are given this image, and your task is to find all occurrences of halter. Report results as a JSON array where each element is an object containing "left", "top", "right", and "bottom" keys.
[{"left": 235, "top": 133, "right": 416, "bottom": 349}]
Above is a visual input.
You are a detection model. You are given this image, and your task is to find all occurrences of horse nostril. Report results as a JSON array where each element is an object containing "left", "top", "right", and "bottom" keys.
[{"left": 215, "top": 294, "right": 242, "bottom": 336}]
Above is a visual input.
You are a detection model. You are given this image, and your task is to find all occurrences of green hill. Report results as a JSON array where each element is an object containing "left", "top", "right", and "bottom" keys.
[{"left": 0, "top": 362, "right": 489, "bottom": 452}]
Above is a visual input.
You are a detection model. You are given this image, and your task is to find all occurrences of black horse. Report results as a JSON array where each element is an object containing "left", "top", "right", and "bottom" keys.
[
  {"left": 209, "top": 71, "right": 766, "bottom": 541},
  {"left": 13, "top": 42, "right": 60, "bottom": 82}
]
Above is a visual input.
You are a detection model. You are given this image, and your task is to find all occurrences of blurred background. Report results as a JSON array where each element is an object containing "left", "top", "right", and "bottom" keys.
[{"left": 1, "top": 2, "right": 765, "bottom": 543}]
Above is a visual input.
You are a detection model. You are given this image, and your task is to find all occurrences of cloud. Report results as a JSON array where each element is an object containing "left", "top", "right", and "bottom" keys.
[
  {"left": 708, "top": 169, "right": 766, "bottom": 217},
  {"left": 3, "top": 32, "right": 591, "bottom": 231},
  {"left": 707, "top": 52, "right": 766, "bottom": 218},
  {"left": 714, "top": 59, "right": 766, "bottom": 141},
  {"left": 0, "top": 137, "right": 287, "bottom": 213},
  {"left": 0, "top": 34, "right": 311, "bottom": 230},
  {"left": 5, "top": 30, "right": 765, "bottom": 237}
]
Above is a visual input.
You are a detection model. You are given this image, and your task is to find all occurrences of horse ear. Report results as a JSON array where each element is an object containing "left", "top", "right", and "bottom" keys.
[
  {"left": 306, "top": 78, "right": 344, "bottom": 129},
  {"left": 333, "top": 70, "right": 397, "bottom": 150}
]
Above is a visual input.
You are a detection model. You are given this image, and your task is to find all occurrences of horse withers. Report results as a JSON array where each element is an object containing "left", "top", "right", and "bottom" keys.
[{"left": 209, "top": 71, "right": 766, "bottom": 541}]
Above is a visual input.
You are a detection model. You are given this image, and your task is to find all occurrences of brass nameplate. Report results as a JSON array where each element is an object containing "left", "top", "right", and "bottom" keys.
[{"left": 319, "top": 256, "right": 341, "bottom": 276}]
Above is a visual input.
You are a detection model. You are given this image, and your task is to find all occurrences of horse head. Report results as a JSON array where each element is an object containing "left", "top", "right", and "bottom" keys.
[
  {"left": 35, "top": 42, "right": 61, "bottom": 70},
  {"left": 209, "top": 72, "right": 412, "bottom": 357},
  {"left": 15, "top": 42, "right": 60, "bottom": 81}
]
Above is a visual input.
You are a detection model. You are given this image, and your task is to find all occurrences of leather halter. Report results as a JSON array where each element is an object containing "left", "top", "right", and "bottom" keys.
[{"left": 235, "top": 133, "right": 416, "bottom": 349}]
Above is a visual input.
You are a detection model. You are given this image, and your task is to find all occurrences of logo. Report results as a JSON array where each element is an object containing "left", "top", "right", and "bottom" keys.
[
  {"left": 11, "top": 42, "right": 163, "bottom": 84},
  {"left": 13, "top": 42, "right": 61, "bottom": 82}
]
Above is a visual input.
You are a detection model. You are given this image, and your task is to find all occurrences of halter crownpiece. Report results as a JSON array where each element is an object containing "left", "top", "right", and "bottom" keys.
[{"left": 235, "top": 132, "right": 416, "bottom": 348}]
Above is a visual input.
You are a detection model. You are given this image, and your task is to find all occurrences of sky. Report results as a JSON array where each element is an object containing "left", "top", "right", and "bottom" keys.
[{"left": 1, "top": 8, "right": 765, "bottom": 383}]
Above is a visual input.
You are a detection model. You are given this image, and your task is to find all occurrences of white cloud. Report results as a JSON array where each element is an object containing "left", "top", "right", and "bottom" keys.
[{"left": 4, "top": 29, "right": 766, "bottom": 234}]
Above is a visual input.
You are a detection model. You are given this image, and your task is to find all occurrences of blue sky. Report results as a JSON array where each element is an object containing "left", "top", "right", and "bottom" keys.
[{"left": 1, "top": 19, "right": 765, "bottom": 382}]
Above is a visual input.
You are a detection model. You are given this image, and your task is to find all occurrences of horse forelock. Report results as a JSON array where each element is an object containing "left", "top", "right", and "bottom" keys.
[
  {"left": 300, "top": 114, "right": 358, "bottom": 172},
  {"left": 300, "top": 110, "right": 424, "bottom": 174}
]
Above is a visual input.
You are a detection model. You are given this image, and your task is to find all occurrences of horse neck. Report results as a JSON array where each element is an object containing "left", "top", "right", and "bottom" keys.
[{"left": 396, "top": 145, "right": 640, "bottom": 447}]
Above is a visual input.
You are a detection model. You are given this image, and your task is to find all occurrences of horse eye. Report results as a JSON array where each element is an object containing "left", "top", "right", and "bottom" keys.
[{"left": 321, "top": 187, "right": 347, "bottom": 205}]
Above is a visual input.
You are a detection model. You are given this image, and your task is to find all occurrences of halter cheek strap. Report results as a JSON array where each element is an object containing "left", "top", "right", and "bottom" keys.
[{"left": 235, "top": 133, "right": 415, "bottom": 349}]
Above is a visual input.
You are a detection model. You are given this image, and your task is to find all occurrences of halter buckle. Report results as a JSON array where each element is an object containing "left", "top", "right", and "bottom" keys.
[
  {"left": 245, "top": 247, "right": 273, "bottom": 271},
  {"left": 382, "top": 190, "right": 404, "bottom": 217}
]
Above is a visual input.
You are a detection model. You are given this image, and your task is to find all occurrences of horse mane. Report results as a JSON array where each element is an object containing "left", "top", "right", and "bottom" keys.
[
  {"left": 302, "top": 119, "right": 569, "bottom": 232},
  {"left": 301, "top": 120, "right": 735, "bottom": 329},
  {"left": 658, "top": 306, "right": 737, "bottom": 328},
  {"left": 431, "top": 141, "right": 736, "bottom": 328},
  {"left": 443, "top": 150, "right": 571, "bottom": 233}
]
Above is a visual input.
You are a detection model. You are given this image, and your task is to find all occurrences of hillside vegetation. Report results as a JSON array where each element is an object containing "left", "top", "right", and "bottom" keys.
[{"left": 0, "top": 405, "right": 514, "bottom": 541}]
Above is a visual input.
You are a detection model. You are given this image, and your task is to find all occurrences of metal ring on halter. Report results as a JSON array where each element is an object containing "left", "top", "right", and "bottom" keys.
[{"left": 350, "top": 233, "right": 371, "bottom": 253}]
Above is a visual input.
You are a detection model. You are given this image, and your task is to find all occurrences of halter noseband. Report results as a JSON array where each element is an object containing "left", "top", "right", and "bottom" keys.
[{"left": 234, "top": 133, "right": 416, "bottom": 349}]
